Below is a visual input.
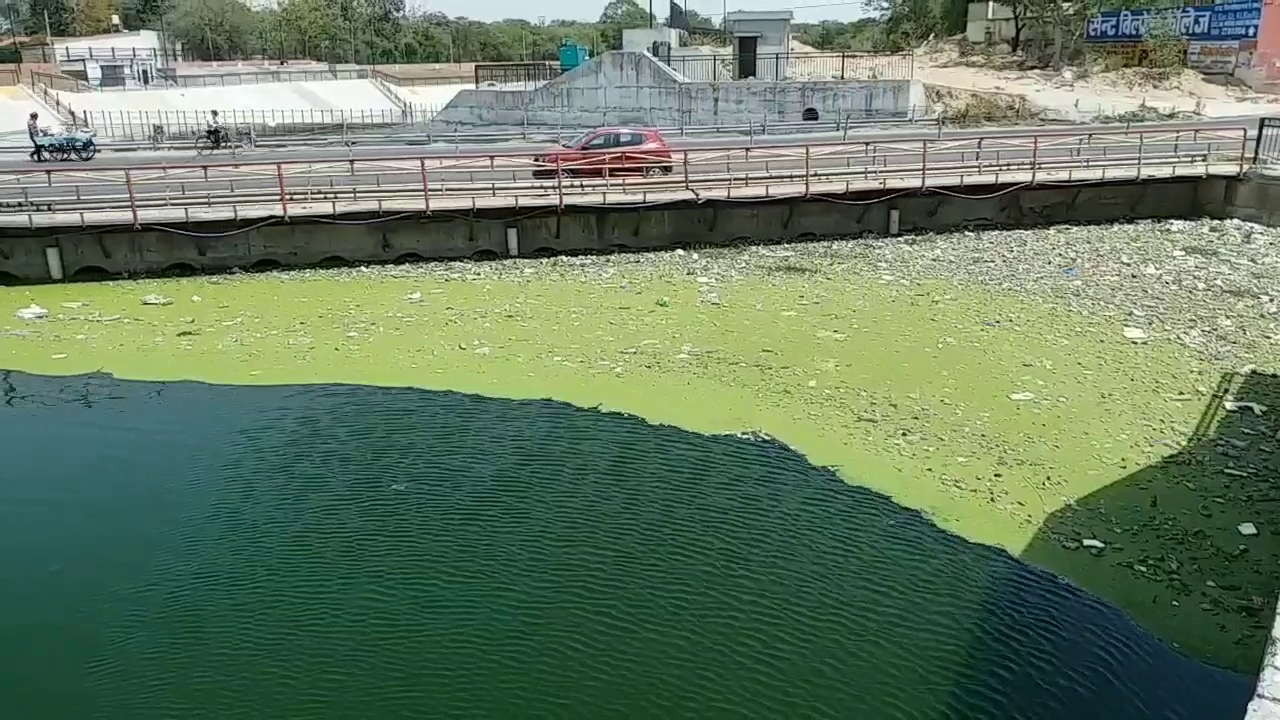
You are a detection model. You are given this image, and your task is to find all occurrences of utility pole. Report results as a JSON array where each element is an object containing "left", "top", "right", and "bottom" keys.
[
  {"left": 649, "top": 0, "right": 653, "bottom": 28},
  {"left": 158, "top": 13, "right": 168, "bottom": 64},
  {"left": 5, "top": 3, "right": 20, "bottom": 71},
  {"left": 347, "top": 0, "right": 356, "bottom": 64}
]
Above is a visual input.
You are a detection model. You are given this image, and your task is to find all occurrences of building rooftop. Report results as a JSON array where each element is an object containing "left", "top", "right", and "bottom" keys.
[{"left": 725, "top": 10, "right": 795, "bottom": 21}]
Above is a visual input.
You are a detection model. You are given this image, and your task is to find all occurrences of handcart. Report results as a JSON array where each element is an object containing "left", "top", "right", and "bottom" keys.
[{"left": 35, "top": 128, "right": 97, "bottom": 162}]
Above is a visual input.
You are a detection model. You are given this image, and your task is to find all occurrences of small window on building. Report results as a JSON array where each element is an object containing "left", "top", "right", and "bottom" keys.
[{"left": 801, "top": 107, "right": 819, "bottom": 122}]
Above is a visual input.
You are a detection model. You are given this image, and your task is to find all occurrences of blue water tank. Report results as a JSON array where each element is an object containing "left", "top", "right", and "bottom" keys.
[{"left": 559, "top": 40, "right": 589, "bottom": 72}]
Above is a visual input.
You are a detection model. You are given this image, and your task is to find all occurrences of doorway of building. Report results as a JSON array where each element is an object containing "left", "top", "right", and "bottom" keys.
[{"left": 735, "top": 36, "right": 757, "bottom": 80}]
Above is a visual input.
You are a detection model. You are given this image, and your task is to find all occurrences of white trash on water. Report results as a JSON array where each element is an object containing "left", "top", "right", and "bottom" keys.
[{"left": 15, "top": 304, "right": 48, "bottom": 320}]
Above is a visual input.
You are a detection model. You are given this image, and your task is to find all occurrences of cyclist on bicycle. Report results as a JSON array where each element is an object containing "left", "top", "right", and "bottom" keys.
[{"left": 205, "top": 110, "right": 224, "bottom": 148}]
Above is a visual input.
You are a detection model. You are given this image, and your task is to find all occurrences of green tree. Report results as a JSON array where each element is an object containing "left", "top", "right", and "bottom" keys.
[
  {"left": 73, "top": 0, "right": 121, "bottom": 35},
  {"left": 25, "top": 0, "right": 72, "bottom": 36},
  {"left": 168, "top": 0, "right": 258, "bottom": 59},
  {"left": 598, "top": 0, "right": 651, "bottom": 26},
  {"left": 597, "top": 0, "right": 651, "bottom": 50},
  {"left": 280, "top": 0, "right": 338, "bottom": 59},
  {"left": 122, "top": 0, "right": 171, "bottom": 29}
]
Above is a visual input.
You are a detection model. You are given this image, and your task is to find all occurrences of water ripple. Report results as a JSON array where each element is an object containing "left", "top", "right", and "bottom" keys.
[{"left": 0, "top": 372, "right": 1253, "bottom": 719}]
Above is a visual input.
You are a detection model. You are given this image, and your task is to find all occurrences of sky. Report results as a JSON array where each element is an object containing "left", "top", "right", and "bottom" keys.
[{"left": 408, "top": 0, "right": 874, "bottom": 24}]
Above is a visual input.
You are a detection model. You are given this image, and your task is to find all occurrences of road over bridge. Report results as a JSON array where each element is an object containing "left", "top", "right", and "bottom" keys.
[{"left": 0, "top": 124, "right": 1251, "bottom": 229}]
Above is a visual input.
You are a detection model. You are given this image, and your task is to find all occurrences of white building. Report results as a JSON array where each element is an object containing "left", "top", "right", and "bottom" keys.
[
  {"left": 49, "top": 29, "right": 177, "bottom": 89},
  {"left": 965, "top": 2, "right": 1020, "bottom": 45},
  {"left": 724, "top": 10, "right": 793, "bottom": 80}
]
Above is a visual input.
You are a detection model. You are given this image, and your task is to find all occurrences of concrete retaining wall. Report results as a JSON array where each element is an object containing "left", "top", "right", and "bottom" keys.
[
  {"left": 432, "top": 50, "right": 921, "bottom": 129},
  {"left": 0, "top": 177, "right": 1238, "bottom": 283}
]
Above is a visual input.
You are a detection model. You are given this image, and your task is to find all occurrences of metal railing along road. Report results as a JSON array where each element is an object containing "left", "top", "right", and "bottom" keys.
[
  {"left": 40, "top": 113, "right": 922, "bottom": 149},
  {"left": 0, "top": 127, "right": 1249, "bottom": 230},
  {"left": 1253, "top": 117, "right": 1280, "bottom": 171},
  {"left": 75, "top": 107, "right": 438, "bottom": 140}
]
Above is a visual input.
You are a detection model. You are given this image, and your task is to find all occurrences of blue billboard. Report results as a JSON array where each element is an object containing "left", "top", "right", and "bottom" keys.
[{"left": 1085, "top": 0, "right": 1261, "bottom": 43}]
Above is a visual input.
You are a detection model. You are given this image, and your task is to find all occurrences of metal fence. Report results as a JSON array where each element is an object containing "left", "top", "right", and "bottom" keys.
[
  {"left": 474, "top": 62, "right": 559, "bottom": 86},
  {"left": 370, "top": 70, "right": 473, "bottom": 87},
  {"left": 25, "top": 45, "right": 176, "bottom": 64},
  {"left": 0, "top": 68, "right": 17, "bottom": 86},
  {"left": 1253, "top": 117, "right": 1280, "bottom": 171},
  {"left": 153, "top": 68, "right": 371, "bottom": 88},
  {"left": 32, "top": 65, "right": 467, "bottom": 92},
  {"left": 74, "top": 106, "right": 438, "bottom": 140},
  {"left": 662, "top": 51, "right": 914, "bottom": 82}
]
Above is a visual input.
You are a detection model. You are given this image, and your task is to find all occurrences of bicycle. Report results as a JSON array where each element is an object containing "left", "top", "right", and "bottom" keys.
[{"left": 194, "top": 126, "right": 256, "bottom": 156}]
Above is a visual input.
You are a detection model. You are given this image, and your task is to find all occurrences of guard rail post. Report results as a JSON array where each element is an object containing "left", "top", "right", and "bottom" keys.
[
  {"left": 555, "top": 154, "right": 564, "bottom": 211},
  {"left": 124, "top": 169, "right": 140, "bottom": 228},
  {"left": 681, "top": 150, "right": 690, "bottom": 191},
  {"left": 1239, "top": 126, "right": 1248, "bottom": 175},
  {"left": 1031, "top": 136, "right": 1039, "bottom": 184},
  {"left": 1253, "top": 117, "right": 1266, "bottom": 166},
  {"left": 1136, "top": 133, "right": 1144, "bottom": 179},
  {"left": 419, "top": 158, "right": 431, "bottom": 213},
  {"left": 920, "top": 139, "right": 928, "bottom": 189},
  {"left": 276, "top": 163, "right": 289, "bottom": 220},
  {"left": 803, "top": 145, "right": 811, "bottom": 197}
]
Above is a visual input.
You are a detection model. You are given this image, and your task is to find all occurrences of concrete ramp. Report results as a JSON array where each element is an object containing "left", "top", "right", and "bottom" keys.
[
  {"left": 55, "top": 79, "right": 404, "bottom": 127},
  {"left": 433, "top": 50, "right": 917, "bottom": 130},
  {"left": 0, "top": 86, "right": 58, "bottom": 136},
  {"left": 387, "top": 83, "right": 471, "bottom": 115}
]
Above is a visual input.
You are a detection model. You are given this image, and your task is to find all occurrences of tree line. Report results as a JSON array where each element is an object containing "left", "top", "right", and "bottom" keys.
[
  {"left": 8, "top": 0, "right": 715, "bottom": 63},
  {"left": 8, "top": 0, "right": 1154, "bottom": 67}
]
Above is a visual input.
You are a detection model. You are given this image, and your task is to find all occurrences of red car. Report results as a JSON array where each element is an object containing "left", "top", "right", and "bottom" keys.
[{"left": 532, "top": 127, "right": 674, "bottom": 179}]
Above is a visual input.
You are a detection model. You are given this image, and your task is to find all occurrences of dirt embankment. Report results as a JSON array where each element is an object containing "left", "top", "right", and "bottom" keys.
[{"left": 923, "top": 83, "right": 1055, "bottom": 126}]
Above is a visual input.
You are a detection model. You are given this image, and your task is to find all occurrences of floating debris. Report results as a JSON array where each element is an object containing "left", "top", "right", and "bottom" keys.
[
  {"left": 1223, "top": 400, "right": 1268, "bottom": 416},
  {"left": 1122, "top": 326, "right": 1150, "bottom": 343},
  {"left": 14, "top": 304, "right": 48, "bottom": 320},
  {"left": 140, "top": 294, "right": 173, "bottom": 306},
  {"left": 1238, "top": 522, "right": 1260, "bottom": 537}
]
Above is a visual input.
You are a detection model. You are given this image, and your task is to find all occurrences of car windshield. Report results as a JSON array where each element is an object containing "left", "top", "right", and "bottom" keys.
[{"left": 561, "top": 130, "right": 595, "bottom": 148}]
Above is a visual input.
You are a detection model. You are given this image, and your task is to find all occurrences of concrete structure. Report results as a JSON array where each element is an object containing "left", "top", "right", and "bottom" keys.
[
  {"left": 432, "top": 50, "right": 922, "bottom": 129},
  {"left": 0, "top": 174, "right": 1271, "bottom": 283},
  {"left": 965, "top": 2, "right": 1020, "bottom": 45},
  {"left": 59, "top": 79, "right": 425, "bottom": 137},
  {"left": 386, "top": 83, "right": 471, "bottom": 112},
  {"left": 724, "top": 11, "right": 793, "bottom": 80},
  {"left": 622, "top": 27, "right": 684, "bottom": 55},
  {"left": 48, "top": 30, "right": 170, "bottom": 90},
  {"left": 0, "top": 86, "right": 61, "bottom": 134},
  {"left": 57, "top": 79, "right": 401, "bottom": 116}
]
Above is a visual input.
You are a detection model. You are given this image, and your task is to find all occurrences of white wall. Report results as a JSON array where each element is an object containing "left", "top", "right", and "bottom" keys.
[{"left": 433, "top": 51, "right": 918, "bottom": 129}]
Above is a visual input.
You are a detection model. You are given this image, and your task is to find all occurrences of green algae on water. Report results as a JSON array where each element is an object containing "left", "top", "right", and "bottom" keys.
[{"left": 0, "top": 250, "right": 1274, "bottom": 674}]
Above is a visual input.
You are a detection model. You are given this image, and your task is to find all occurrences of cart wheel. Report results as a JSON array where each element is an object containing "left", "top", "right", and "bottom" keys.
[
  {"left": 73, "top": 139, "right": 97, "bottom": 161},
  {"left": 194, "top": 135, "right": 213, "bottom": 155},
  {"left": 47, "top": 144, "right": 71, "bottom": 162}
]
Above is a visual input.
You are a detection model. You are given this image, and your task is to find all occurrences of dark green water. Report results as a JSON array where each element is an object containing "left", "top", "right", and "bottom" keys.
[{"left": 0, "top": 371, "right": 1253, "bottom": 719}]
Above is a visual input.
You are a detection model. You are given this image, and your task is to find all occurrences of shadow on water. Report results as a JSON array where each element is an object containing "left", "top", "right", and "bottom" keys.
[
  {"left": 1023, "top": 369, "right": 1280, "bottom": 675},
  {"left": 0, "top": 371, "right": 1254, "bottom": 719}
]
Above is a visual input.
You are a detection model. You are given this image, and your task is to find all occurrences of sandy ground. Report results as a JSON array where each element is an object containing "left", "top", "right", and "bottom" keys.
[{"left": 912, "top": 43, "right": 1280, "bottom": 119}]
